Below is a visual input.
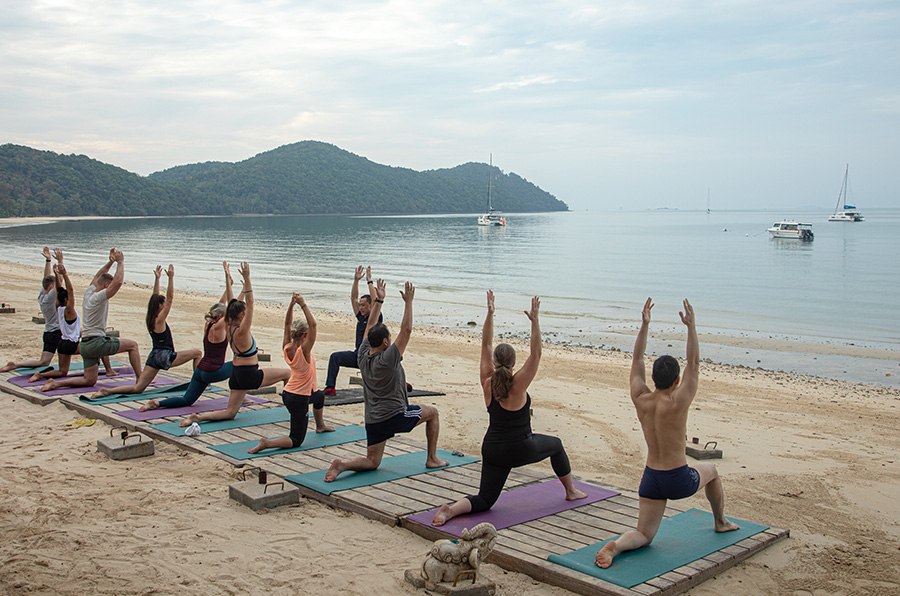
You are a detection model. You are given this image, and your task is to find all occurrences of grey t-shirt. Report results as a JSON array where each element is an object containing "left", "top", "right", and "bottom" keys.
[
  {"left": 357, "top": 338, "right": 408, "bottom": 424},
  {"left": 38, "top": 288, "right": 59, "bottom": 332},
  {"left": 82, "top": 285, "right": 109, "bottom": 338}
]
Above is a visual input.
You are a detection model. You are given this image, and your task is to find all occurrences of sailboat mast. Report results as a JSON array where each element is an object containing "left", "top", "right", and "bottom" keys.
[
  {"left": 487, "top": 153, "right": 493, "bottom": 211},
  {"left": 834, "top": 163, "right": 849, "bottom": 213}
]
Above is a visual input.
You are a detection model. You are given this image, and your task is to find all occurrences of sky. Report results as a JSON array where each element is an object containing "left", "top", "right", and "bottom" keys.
[{"left": 1, "top": 0, "right": 898, "bottom": 211}]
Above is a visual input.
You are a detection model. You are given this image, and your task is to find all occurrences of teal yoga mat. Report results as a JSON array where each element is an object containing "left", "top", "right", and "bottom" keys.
[
  {"left": 78, "top": 382, "right": 205, "bottom": 405},
  {"left": 151, "top": 406, "right": 291, "bottom": 435},
  {"left": 547, "top": 508, "right": 768, "bottom": 588},
  {"left": 286, "top": 449, "right": 479, "bottom": 495},
  {"left": 14, "top": 362, "right": 86, "bottom": 375},
  {"left": 207, "top": 424, "right": 368, "bottom": 460}
]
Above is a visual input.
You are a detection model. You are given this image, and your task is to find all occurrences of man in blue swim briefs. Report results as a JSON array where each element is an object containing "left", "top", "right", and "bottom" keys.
[
  {"left": 324, "top": 271, "right": 446, "bottom": 482},
  {"left": 595, "top": 298, "right": 739, "bottom": 569}
]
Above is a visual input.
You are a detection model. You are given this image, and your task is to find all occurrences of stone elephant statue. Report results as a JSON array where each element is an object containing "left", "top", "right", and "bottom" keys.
[{"left": 421, "top": 522, "right": 498, "bottom": 589}]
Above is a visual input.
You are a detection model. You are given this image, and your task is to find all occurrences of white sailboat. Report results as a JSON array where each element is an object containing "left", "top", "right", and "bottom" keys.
[
  {"left": 828, "top": 164, "right": 864, "bottom": 222},
  {"left": 477, "top": 154, "right": 506, "bottom": 226}
]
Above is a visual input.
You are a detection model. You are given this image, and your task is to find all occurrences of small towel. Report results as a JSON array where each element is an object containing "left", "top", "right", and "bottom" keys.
[{"left": 184, "top": 422, "right": 202, "bottom": 437}]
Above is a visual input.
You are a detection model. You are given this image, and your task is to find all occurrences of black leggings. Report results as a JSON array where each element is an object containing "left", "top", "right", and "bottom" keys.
[
  {"left": 282, "top": 390, "right": 325, "bottom": 448},
  {"left": 466, "top": 433, "right": 571, "bottom": 513}
]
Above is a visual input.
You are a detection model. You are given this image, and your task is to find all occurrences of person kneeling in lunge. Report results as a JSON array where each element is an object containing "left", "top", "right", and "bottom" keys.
[
  {"left": 249, "top": 291, "right": 334, "bottom": 454},
  {"left": 595, "top": 298, "right": 738, "bottom": 569},
  {"left": 324, "top": 275, "right": 446, "bottom": 481},
  {"left": 432, "top": 291, "right": 586, "bottom": 526}
]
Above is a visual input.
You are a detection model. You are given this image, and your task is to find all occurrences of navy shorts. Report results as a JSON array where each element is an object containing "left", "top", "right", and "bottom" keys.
[
  {"left": 365, "top": 405, "right": 422, "bottom": 446},
  {"left": 57, "top": 339, "right": 79, "bottom": 356},
  {"left": 146, "top": 348, "right": 176, "bottom": 370},
  {"left": 638, "top": 465, "right": 701, "bottom": 500},
  {"left": 42, "top": 330, "right": 62, "bottom": 354}
]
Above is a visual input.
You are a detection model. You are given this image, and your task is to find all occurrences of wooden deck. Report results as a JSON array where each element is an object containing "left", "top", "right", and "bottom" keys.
[{"left": 1, "top": 371, "right": 788, "bottom": 595}]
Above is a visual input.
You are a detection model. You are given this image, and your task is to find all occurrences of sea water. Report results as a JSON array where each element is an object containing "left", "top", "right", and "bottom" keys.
[{"left": 1, "top": 210, "right": 898, "bottom": 386}]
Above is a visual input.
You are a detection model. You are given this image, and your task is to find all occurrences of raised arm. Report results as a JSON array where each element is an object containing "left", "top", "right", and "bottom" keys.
[
  {"left": 156, "top": 265, "right": 175, "bottom": 324},
  {"left": 152, "top": 265, "right": 162, "bottom": 296},
  {"left": 220, "top": 261, "right": 234, "bottom": 304},
  {"left": 511, "top": 296, "right": 542, "bottom": 391},
  {"left": 675, "top": 299, "right": 700, "bottom": 403},
  {"left": 283, "top": 293, "right": 296, "bottom": 349},
  {"left": 237, "top": 261, "right": 253, "bottom": 331},
  {"left": 58, "top": 265, "right": 77, "bottom": 319},
  {"left": 480, "top": 290, "right": 495, "bottom": 385},
  {"left": 41, "top": 246, "right": 52, "bottom": 281},
  {"left": 363, "top": 276, "right": 385, "bottom": 341},
  {"left": 90, "top": 248, "right": 115, "bottom": 287},
  {"left": 297, "top": 292, "right": 317, "bottom": 359},
  {"left": 394, "top": 281, "right": 415, "bottom": 356},
  {"left": 105, "top": 249, "right": 125, "bottom": 299},
  {"left": 630, "top": 297, "right": 653, "bottom": 400},
  {"left": 350, "top": 265, "right": 364, "bottom": 315}
]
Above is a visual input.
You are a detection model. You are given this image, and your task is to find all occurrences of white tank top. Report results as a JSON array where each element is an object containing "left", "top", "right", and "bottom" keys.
[{"left": 58, "top": 306, "right": 81, "bottom": 343}]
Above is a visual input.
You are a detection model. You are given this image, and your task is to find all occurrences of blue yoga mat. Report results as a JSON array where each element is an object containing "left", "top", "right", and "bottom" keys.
[
  {"left": 547, "top": 508, "right": 767, "bottom": 588},
  {"left": 151, "top": 406, "right": 291, "bottom": 436},
  {"left": 286, "top": 449, "right": 479, "bottom": 495},
  {"left": 207, "top": 424, "right": 368, "bottom": 460},
  {"left": 78, "top": 382, "right": 205, "bottom": 405},
  {"left": 14, "top": 362, "right": 86, "bottom": 375}
]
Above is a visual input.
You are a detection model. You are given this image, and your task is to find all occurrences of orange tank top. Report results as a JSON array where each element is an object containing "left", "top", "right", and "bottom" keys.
[{"left": 283, "top": 344, "right": 317, "bottom": 395}]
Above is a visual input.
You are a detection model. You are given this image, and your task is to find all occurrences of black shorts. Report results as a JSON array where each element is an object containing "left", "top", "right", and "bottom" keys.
[
  {"left": 42, "top": 330, "right": 62, "bottom": 354},
  {"left": 638, "top": 465, "right": 701, "bottom": 500},
  {"left": 229, "top": 364, "right": 264, "bottom": 390},
  {"left": 365, "top": 405, "right": 422, "bottom": 446},
  {"left": 57, "top": 339, "right": 79, "bottom": 356}
]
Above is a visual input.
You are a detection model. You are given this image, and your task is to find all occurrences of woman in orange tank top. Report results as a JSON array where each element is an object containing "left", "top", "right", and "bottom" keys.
[{"left": 248, "top": 292, "right": 334, "bottom": 454}]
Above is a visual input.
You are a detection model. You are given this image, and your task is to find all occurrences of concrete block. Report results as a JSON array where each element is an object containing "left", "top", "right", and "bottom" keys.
[
  {"left": 405, "top": 569, "right": 496, "bottom": 595},
  {"left": 348, "top": 375, "right": 363, "bottom": 386},
  {"left": 229, "top": 477, "right": 299, "bottom": 511},
  {"left": 247, "top": 386, "right": 277, "bottom": 395},
  {"left": 257, "top": 350, "right": 271, "bottom": 362},
  {"left": 32, "top": 315, "right": 45, "bottom": 324},
  {"left": 686, "top": 439, "right": 722, "bottom": 460},
  {"left": 105, "top": 327, "right": 120, "bottom": 337},
  {"left": 0, "top": 304, "right": 15, "bottom": 314},
  {"left": 97, "top": 433, "right": 155, "bottom": 460}
]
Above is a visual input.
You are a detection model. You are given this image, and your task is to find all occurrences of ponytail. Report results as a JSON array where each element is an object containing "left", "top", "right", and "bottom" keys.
[{"left": 491, "top": 343, "right": 516, "bottom": 401}]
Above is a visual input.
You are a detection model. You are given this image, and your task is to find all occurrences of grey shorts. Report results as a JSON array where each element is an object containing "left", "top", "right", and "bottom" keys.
[
  {"left": 80, "top": 336, "right": 120, "bottom": 369},
  {"left": 146, "top": 348, "right": 176, "bottom": 370}
]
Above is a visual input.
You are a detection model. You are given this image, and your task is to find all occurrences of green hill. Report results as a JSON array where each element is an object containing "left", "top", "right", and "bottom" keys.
[{"left": 0, "top": 141, "right": 568, "bottom": 216}]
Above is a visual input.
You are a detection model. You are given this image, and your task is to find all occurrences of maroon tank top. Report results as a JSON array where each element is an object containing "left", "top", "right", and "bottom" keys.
[{"left": 198, "top": 321, "right": 228, "bottom": 372}]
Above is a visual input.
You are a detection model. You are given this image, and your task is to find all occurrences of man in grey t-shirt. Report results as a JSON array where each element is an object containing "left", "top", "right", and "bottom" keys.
[
  {"left": 41, "top": 249, "right": 143, "bottom": 392},
  {"left": 1, "top": 246, "right": 61, "bottom": 373},
  {"left": 324, "top": 273, "right": 447, "bottom": 482}
]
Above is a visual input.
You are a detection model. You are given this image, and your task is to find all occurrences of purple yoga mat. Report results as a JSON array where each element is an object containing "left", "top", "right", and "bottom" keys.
[
  {"left": 8, "top": 367, "right": 134, "bottom": 387},
  {"left": 41, "top": 375, "right": 180, "bottom": 397},
  {"left": 406, "top": 479, "right": 619, "bottom": 536},
  {"left": 117, "top": 395, "right": 269, "bottom": 421}
]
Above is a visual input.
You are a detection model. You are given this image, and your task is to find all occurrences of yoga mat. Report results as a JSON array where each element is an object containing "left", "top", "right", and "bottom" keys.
[
  {"left": 8, "top": 367, "right": 133, "bottom": 387},
  {"left": 207, "top": 424, "right": 369, "bottom": 460},
  {"left": 77, "top": 379, "right": 198, "bottom": 403},
  {"left": 547, "top": 508, "right": 768, "bottom": 588},
  {"left": 327, "top": 387, "right": 446, "bottom": 406},
  {"left": 44, "top": 374, "right": 179, "bottom": 397},
  {"left": 406, "top": 480, "right": 619, "bottom": 536},
  {"left": 13, "top": 361, "right": 86, "bottom": 376},
  {"left": 117, "top": 395, "right": 267, "bottom": 421},
  {"left": 286, "top": 449, "right": 479, "bottom": 495},
  {"left": 151, "top": 406, "right": 291, "bottom": 436}
]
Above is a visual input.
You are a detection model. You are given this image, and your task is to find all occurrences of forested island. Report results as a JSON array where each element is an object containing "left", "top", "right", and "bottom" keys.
[{"left": 0, "top": 141, "right": 568, "bottom": 217}]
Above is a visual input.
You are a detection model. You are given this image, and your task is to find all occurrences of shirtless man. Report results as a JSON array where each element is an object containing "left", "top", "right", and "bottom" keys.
[
  {"left": 595, "top": 298, "right": 738, "bottom": 569},
  {"left": 324, "top": 271, "right": 446, "bottom": 481}
]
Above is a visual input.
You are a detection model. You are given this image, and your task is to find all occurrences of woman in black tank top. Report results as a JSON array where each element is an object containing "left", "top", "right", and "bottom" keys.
[{"left": 432, "top": 292, "right": 587, "bottom": 526}]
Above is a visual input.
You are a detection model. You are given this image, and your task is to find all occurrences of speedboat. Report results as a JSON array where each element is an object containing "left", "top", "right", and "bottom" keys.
[{"left": 767, "top": 221, "right": 814, "bottom": 241}]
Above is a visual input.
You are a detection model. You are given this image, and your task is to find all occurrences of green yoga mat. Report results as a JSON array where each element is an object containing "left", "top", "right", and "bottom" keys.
[
  {"left": 78, "top": 382, "right": 201, "bottom": 405},
  {"left": 151, "top": 406, "right": 291, "bottom": 436},
  {"left": 547, "top": 508, "right": 767, "bottom": 588},
  {"left": 286, "top": 449, "right": 479, "bottom": 495},
  {"left": 207, "top": 425, "right": 368, "bottom": 460}
]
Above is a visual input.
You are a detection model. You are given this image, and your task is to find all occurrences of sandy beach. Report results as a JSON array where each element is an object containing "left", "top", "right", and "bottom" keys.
[{"left": 1, "top": 258, "right": 898, "bottom": 595}]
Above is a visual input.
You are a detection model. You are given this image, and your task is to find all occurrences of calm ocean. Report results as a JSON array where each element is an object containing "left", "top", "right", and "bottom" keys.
[{"left": 2, "top": 210, "right": 898, "bottom": 386}]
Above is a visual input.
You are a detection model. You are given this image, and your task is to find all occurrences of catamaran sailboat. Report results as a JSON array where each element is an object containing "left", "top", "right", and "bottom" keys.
[
  {"left": 828, "top": 164, "right": 864, "bottom": 222},
  {"left": 477, "top": 154, "right": 507, "bottom": 226}
]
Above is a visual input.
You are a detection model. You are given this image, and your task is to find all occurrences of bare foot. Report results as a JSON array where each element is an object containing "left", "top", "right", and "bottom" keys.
[
  {"left": 594, "top": 542, "right": 617, "bottom": 568},
  {"left": 248, "top": 438, "right": 269, "bottom": 454},
  {"left": 432, "top": 503, "right": 452, "bottom": 526},
  {"left": 426, "top": 457, "right": 449, "bottom": 469},
  {"left": 1, "top": 362, "right": 15, "bottom": 373},
  {"left": 104, "top": 368, "right": 119, "bottom": 378},
  {"left": 87, "top": 388, "right": 110, "bottom": 400},
  {"left": 716, "top": 519, "right": 740, "bottom": 532},
  {"left": 324, "top": 458, "right": 342, "bottom": 482},
  {"left": 40, "top": 380, "right": 58, "bottom": 392},
  {"left": 179, "top": 413, "right": 200, "bottom": 428},
  {"left": 566, "top": 487, "right": 589, "bottom": 501},
  {"left": 139, "top": 399, "right": 160, "bottom": 412},
  {"left": 316, "top": 424, "right": 335, "bottom": 433},
  {"left": 28, "top": 373, "right": 42, "bottom": 383}
]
